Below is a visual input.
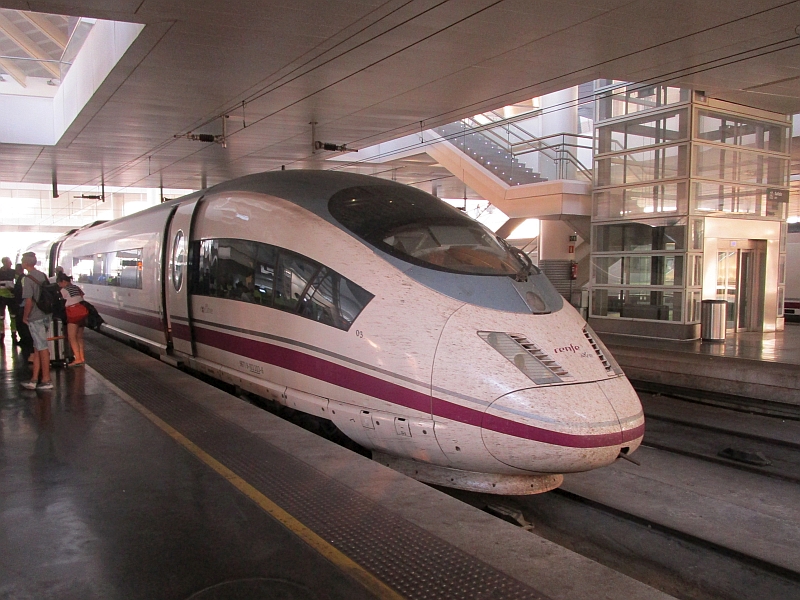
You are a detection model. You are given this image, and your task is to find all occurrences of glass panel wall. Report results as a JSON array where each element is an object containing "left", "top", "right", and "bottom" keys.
[
  {"left": 594, "top": 255, "right": 683, "bottom": 286},
  {"left": 593, "top": 219, "right": 686, "bottom": 252},
  {"left": 596, "top": 85, "right": 690, "bottom": 120},
  {"left": 595, "top": 144, "right": 688, "bottom": 187},
  {"left": 596, "top": 108, "right": 688, "bottom": 154},
  {"left": 693, "top": 144, "right": 788, "bottom": 187},
  {"left": 590, "top": 89, "right": 790, "bottom": 335},
  {"left": 696, "top": 110, "right": 789, "bottom": 153},
  {"left": 594, "top": 182, "right": 687, "bottom": 220},
  {"left": 590, "top": 288, "right": 683, "bottom": 321}
]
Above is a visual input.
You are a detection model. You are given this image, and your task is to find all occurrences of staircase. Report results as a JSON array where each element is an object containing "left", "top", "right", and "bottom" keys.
[{"left": 434, "top": 122, "right": 546, "bottom": 186}]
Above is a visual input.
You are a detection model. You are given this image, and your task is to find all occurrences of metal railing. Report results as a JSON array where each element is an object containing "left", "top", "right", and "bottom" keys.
[
  {"left": 443, "top": 109, "right": 594, "bottom": 184},
  {"left": 512, "top": 133, "right": 594, "bottom": 182}
]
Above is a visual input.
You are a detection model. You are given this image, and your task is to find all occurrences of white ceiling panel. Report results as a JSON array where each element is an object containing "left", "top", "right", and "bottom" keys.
[{"left": 0, "top": 0, "right": 798, "bottom": 191}]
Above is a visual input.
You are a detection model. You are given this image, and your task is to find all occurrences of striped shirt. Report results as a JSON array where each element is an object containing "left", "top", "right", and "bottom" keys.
[{"left": 61, "top": 283, "right": 84, "bottom": 307}]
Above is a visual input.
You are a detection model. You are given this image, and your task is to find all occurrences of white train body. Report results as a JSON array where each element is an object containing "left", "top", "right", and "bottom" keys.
[{"left": 55, "top": 171, "right": 643, "bottom": 494}]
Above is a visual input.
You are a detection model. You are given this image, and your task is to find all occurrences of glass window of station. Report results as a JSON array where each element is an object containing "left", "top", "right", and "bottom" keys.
[
  {"left": 590, "top": 83, "right": 791, "bottom": 331},
  {"left": 691, "top": 108, "right": 790, "bottom": 219},
  {"left": 592, "top": 84, "right": 693, "bottom": 324},
  {"left": 191, "top": 238, "right": 373, "bottom": 331}
]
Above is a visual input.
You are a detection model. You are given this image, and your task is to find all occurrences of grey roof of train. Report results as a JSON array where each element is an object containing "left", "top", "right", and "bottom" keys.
[
  {"left": 206, "top": 170, "right": 405, "bottom": 221},
  {"left": 206, "top": 170, "right": 563, "bottom": 315}
]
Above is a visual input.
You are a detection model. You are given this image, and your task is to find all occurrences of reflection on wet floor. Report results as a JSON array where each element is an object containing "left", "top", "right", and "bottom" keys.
[
  {"left": 0, "top": 332, "right": 376, "bottom": 600},
  {"left": 602, "top": 322, "right": 800, "bottom": 364}
]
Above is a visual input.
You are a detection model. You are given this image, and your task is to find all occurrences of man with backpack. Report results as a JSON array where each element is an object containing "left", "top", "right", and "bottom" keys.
[{"left": 20, "top": 252, "right": 53, "bottom": 390}]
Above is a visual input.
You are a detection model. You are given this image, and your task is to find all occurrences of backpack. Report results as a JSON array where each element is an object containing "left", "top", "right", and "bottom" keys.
[
  {"left": 81, "top": 300, "right": 105, "bottom": 330},
  {"left": 26, "top": 274, "right": 61, "bottom": 315}
]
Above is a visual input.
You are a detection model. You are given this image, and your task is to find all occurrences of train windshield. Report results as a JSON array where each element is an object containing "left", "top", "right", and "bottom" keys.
[{"left": 329, "top": 185, "right": 531, "bottom": 277}]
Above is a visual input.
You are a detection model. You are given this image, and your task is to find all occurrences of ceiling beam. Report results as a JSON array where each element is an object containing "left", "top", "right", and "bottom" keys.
[
  {"left": 0, "top": 12, "right": 60, "bottom": 79},
  {"left": 0, "top": 57, "right": 26, "bottom": 87},
  {"left": 17, "top": 11, "right": 67, "bottom": 49}
]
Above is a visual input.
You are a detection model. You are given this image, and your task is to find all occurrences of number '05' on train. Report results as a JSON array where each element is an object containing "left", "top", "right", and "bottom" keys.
[{"left": 44, "top": 171, "right": 644, "bottom": 495}]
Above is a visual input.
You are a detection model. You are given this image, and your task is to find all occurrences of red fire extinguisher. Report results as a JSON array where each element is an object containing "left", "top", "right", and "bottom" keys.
[{"left": 570, "top": 261, "right": 578, "bottom": 280}]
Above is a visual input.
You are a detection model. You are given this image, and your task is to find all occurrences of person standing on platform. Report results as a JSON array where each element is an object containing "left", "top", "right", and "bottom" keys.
[
  {"left": 20, "top": 252, "right": 53, "bottom": 390},
  {"left": 0, "top": 256, "right": 18, "bottom": 346},
  {"left": 56, "top": 273, "right": 87, "bottom": 366},
  {"left": 13, "top": 263, "right": 33, "bottom": 362}
]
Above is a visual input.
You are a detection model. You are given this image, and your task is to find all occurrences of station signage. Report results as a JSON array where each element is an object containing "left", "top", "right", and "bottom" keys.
[{"left": 767, "top": 188, "right": 789, "bottom": 203}]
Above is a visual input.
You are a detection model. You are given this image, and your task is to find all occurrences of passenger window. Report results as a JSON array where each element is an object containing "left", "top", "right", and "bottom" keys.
[
  {"left": 337, "top": 277, "right": 373, "bottom": 329},
  {"left": 73, "top": 255, "right": 95, "bottom": 284},
  {"left": 189, "top": 238, "right": 373, "bottom": 329},
  {"left": 93, "top": 254, "right": 105, "bottom": 284},
  {"left": 298, "top": 269, "right": 374, "bottom": 331},
  {"left": 217, "top": 240, "right": 257, "bottom": 302},
  {"left": 194, "top": 240, "right": 215, "bottom": 296},
  {"left": 299, "top": 268, "right": 338, "bottom": 326},
  {"left": 253, "top": 243, "right": 278, "bottom": 307},
  {"left": 112, "top": 249, "right": 143, "bottom": 289},
  {"left": 274, "top": 251, "right": 320, "bottom": 313},
  {"left": 73, "top": 248, "right": 143, "bottom": 289}
]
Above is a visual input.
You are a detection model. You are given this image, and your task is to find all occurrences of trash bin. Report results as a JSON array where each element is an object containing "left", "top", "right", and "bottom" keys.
[{"left": 701, "top": 299, "right": 727, "bottom": 342}]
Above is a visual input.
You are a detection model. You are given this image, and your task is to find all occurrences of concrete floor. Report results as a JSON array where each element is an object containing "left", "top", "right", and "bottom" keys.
[
  {"left": 0, "top": 344, "right": 374, "bottom": 600},
  {"left": 602, "top": 322, "right": 800, "bottom": 364}
]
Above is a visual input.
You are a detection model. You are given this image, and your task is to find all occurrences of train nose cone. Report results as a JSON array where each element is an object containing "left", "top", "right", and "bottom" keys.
[{"left": 481, "top": 381, "right": 640, "bottom": 473}]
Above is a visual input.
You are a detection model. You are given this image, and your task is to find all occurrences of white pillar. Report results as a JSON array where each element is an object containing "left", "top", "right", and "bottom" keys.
[{"left": 540, "top": 87, "right": 579, "bottom": 137}]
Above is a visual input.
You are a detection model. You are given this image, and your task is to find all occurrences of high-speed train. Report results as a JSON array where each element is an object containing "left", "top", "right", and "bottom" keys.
[{"left": 43, "top": 171, "right": 643, "bottom": 495}]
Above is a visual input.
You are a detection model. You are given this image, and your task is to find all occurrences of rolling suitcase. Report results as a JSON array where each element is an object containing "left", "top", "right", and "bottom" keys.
[{"left": 47, "top": 316, "right": 70, "bottom": 367}]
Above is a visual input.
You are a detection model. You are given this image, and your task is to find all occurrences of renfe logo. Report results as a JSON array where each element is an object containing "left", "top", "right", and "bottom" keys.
[{"left": 553, "top": 344, "right": 580, "bottom": 354}]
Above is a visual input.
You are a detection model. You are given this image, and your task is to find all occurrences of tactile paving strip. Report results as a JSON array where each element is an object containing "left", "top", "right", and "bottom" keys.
[{"left": 86, "top": 338, "right": 550, "bottom": 600}]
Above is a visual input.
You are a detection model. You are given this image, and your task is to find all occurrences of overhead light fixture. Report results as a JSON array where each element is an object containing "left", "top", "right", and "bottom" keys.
[
  {"left": 46, "top": 79, "right": 61, "bottom": 86},
  {"left": 0, "top": 75, "right": 6, "bottom": 82}
]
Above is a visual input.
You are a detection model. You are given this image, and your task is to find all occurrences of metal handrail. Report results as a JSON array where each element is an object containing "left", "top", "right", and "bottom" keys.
[
  {"left": 511, "top": 135, "right": 593, "bottom": 181},
  {"left": 438, "top": 111, "right": 595, "bottom": 183}
]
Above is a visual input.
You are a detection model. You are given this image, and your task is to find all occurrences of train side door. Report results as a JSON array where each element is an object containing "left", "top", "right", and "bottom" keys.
[{"left": 165, "top": 197, "right": 202, "bottom": 356}]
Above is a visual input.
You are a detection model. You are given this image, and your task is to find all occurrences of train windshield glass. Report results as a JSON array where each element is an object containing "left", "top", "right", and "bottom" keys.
[{"left": 329, "top": 185, "right": 529, "bottom": 276}]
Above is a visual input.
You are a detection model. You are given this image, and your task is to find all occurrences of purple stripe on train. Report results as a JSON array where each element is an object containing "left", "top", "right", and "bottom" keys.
[{"left": 193, "top": 325, "right": 643, "bottom": 449}]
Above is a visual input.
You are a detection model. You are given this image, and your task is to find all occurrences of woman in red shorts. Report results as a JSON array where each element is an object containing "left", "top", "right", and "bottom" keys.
[{"left": 56, "top": 272, "right": 89, "bottom": 366}]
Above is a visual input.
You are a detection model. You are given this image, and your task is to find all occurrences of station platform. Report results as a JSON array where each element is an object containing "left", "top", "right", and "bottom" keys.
[
  {"left": 600, "top": 323, "right": 800, "bottom": 415},
  {"left": 0, "top": 330, "right": 672, "bottom": 600}
]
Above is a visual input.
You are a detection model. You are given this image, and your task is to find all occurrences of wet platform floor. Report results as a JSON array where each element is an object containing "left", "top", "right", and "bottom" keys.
[{"left": 0, "top": 346, "right": 373, "bottom": 600}]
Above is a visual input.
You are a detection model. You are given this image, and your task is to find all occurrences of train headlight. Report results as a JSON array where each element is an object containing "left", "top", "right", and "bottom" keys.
[
  {"left": 524, "top": 290, "right": 548, "bottom": 313},
  {"left": 478, "top": 331, "right": 571, "bottom": 385}
]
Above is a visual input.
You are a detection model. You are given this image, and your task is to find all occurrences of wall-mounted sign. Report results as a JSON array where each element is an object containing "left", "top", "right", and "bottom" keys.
[{"left": 767, "top": 188, "right": 789, "bottom": 202}]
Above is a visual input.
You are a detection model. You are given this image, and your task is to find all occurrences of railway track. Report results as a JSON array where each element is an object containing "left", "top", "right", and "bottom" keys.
[
  {"left": 442, "top": 392, "right": 800, "bottom": 600},
  {"left": 631, "top": 379, "right": 800, "bottom": 421},
  {"left": 445, "top": 467, "right": 799, "bottom": 600},
  {"left": 638, "top": 392, "right": 800, "bottom": 484},
  {"left": 509, "top": 484, "right": 799, "bottom": 600},
  {"left": 642, "top": 413, "right": 800, "bottom": 484}
]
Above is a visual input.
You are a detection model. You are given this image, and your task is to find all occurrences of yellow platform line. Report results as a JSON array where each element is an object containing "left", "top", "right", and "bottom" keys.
[{"left": 87, "top": 366, "right": 404, "bottom": 600}]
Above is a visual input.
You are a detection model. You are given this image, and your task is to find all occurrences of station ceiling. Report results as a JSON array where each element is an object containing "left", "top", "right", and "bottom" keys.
[{"left": 0, "top": 0, "right": 799, "bottom": 193}]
